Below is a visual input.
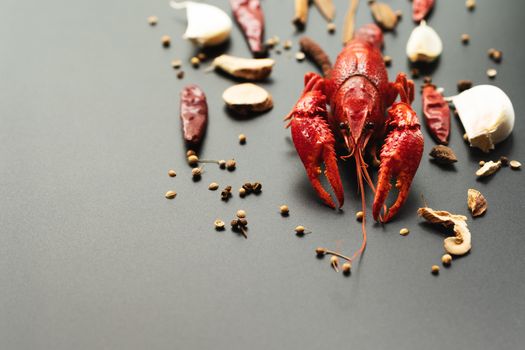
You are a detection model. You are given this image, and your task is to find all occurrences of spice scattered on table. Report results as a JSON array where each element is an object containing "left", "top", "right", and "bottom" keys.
[
  {"left": 168, "top": 169, "right": 177, "bottom": 177},
  {"left": 231, "top": 215, "right": 248, "bottom": 238},
  {"left": 488, "top": 48, "right": 502, "bottom": 63},
  {"left": 148, "top": 16, "right": 158, "bottom": 26},
  {"left": 239, "top": 134, "right": 247, "bottom": 144},
  {"left": 190, "top": 57, "right": 200, "bottom": 68},
  {"left": 500, "top": 156, "right": 509, "bottom": 166},
  {"left": 429, "top": 145, "right": 457, "bottom": 164},
  {"left": 177, "top": 71, "right": 185, "bottom": 79},
  {"left": 476, "top": 160, "right": 501, "bottom": 177},
  {"left": 356, "top": 211, "right": 364, "bottom": 222},
  {"left": 342, "top": 262, "right": 352, "bottom": 275},
  {"left": 170, "top": 1, "right": 232, "bottom": 47},
  {"left": 161, "top": 35, "right": 171, "bottom": 47},
  {"left": 383, "top": 55, "right": 392, "bottom": 66},
  {"left": 431, "top": 265, "right": 440, "bottom": 275},
  {"left": 221, "top": 186, "right": 233, "bottom": 201},
  {"left": 441, "top": 254, "right": 452, "bottom": 266},
  {"left": 467, "top": 189, "right": 487, "bottom": 217},
  {"left": 208, "top": 182, "right": 219, "bottom": 191},
  {"left": 211, "top": 55, "right": 275, "bottom": 81},
  {"left": 509, "top": 160, "right": 521, "bottom": 170},
  {"left": 399, "top": 228, "right": 409, "bottom": 236},
  {"left": 294, "top": 225, "right": 307, "bottom": 236},
  {"left": 295, "top": 51, "right": 306, "bottom": 62},
  {"left": 327, "top": 22, "right": 336, "bottom": 34},
  {"left": 279, "top": 205, "right": 289, "bottom": 216},
  {"left": 457, "top": 80, "right": 472, "bottom": 92},
  {"left": 461, "top": 34, "right": 470, "bottom": 44},
  {"left": 230, "top": 0, "right": 267, "bottom": 57},
  {"left": 191, "top": 167, "right": 202, "bottom": 179},
  {"left": 165, "top": 190, "right": 177, "bottom": 199},
  {"left": 180, "top": 85, "right": 208, "bottom": 147},
  {"left": 171, "top": 59, "right": 182, "bottom": 69},
  {"left": 222, "top": 83, "right": 273, "bottom": 115},
  {"left": 225, "top": 159, "right": 236, "bottom": 171},
  {"left": 236, "top": 209, "right": 246, "bottom": 218},
  {"left": 422, "top": 81, "right": 450, "bottom": 144},
  {"left": 214, "top": 219, "right": 225, "bottom": 230},
  {"left": 187, "top": 154, "right": 199, "bottom": 167},
  {"left": 330, "top": 255, "right": 339, "bottom": 272},
  {"left": 487, "top": 68, "right": 497, "bottom": 79}
]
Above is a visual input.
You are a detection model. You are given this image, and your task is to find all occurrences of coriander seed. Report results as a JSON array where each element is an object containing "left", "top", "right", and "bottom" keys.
[
  {"left": 236, "top": 209, "right": 246, "bottom": 218},
  {"left": 283, "top": 40, "right": 292, "bottom": 50},
  {"left": 252, "top": 182, "right": 262, "bottom": 193},
  {"left": 399, "top": 228, "right": 409, "bottom": 236},
  {"left": 509, "top": 160, "right": 521, "bottom": 169},
  {"left": 383, "top": 55, "right": 392, "bottom": 67},
  {"left": 280, "top": 205, "right": 289, "bottom": 216},
  {"left": 165, "top": 190, "right": 177, "bottom": 199},
  {"left": 356, "top": 211, "right": 364, "bottom": 221},
  {"left": 315, "top": 247, "right": 326, "bottom": 257},
  {"left": 238, "top": 218, "right": 248, "bottom": 226},
  {"left": 218, "top": 160, "right": 226, "bottom": 169},
  {"left": 190, "top": 56, "right": 200, "bottom": 67},
  {"left": 342, "top": 262, "right": 352, "bottom": 275},
  {"left": 500, "top": 156, "right": 509, "bottom": 166},
  {"left": 295, "top": 51, "right": 306, "bottom": 62},
  {"left": 214, "top": 219, "right": 225, "bottom": 230},
  {"left": 161, "top": 35, "right": 171, "bottom": 47},
  {"left": 239, "top": 188, "right": 246, "bottom": 197},
  {"left": 171, "top": 59, "right": 182, "bottom": 69},
  {"left": 461, "top": 34, "right": 470, "bottom": 44},
  {"left": 239, "top": 134, "right": 247, "bottom": 144},
  {"left": 441, "top": 254, "right": 452, "bottom": 266},
  {"left": 431, "top": 265, "right": 440, "bottom": 275},
  {"left": 487, "top": 68, "right": 497, "bottom": 79},
  {"left": 148, "top": 16, "right": 158, "bottom": 26},
  {"left": 226, "top": 159, "right": 236, "bottom": 171},
  {"left": 187, "top": 155, "right": 199, "bottom": 166},
  {"left": 327, "top": 22, "right": 336, "bottom": 34},
  {"left": 294, "top": 225, "right": 305, "bottom": 235},
  {"left": 192, "top": 167, "right": 202, "bottom": 178},
  {"left": 186, "top": 150, "right": 196, "bottom": 157},
  {"left": 168, "top": 169, "right": 177, "bottom": 177},
  {"left": 177, "top": 71, "right": 185, "bottom": 79},
  {"left": 208, "top": 182, "right": 219, "bottom": 191},
  {"left": 479, "top": 160, "right": 485, "bottom": 167}
]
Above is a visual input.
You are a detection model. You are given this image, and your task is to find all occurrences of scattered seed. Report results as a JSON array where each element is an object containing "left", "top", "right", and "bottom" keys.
[
  {"left": 500, "top": 156, "right": 509, "bottom": 166},
  {"left": 190, "top": 57, "right": 200, "bottom": 68},
  {"left": 239, "top": 188, "right": 246, "bottom": 197},
  {"left": 283, "top": 40, "right": 292, "bottom": 50},
  {"left": 330, "top": 256, "right": 339, "bottom": 272},
  {"left": 429, "top": 145, "right": 458, "bottom": 164},
  {"left": 327, "top": 22, "right": 336, "bottom": 33},
  {"left": 236, "top": 209, "right": 246, "bottom": 218},
  {"left": 252, "top": 182, "right": 262, "bottom": 193},
  {"left": 295, "top": 225, "right": 305, "bottom": 235},
  {"left": 463, "top": 133, "right": 469, "bottom": 142},
  {"left": 197, "top": 52, "right": 206, "bottom": 61},
  {"left": 467, "top": 188, "right": 487, "bottom": 217},
  {"left": 161, "top": 35, "right": 171, "bottom": 47},
  {"left": 461, "top": 33, "right": 470, "bottom": 44},
  {"left": 466, "top": 0, "right": 476, "bottom": 11},
  {"left": 165, "top": 190, "right": 177, "bottom": 199},
  {"left": 218, "top": 160, "right": 226, "bottom": 169},
  {"left": 479, "top": 160, "right": 485, "bottom": 167},
  {"left": 356, "top": 211, "right": 364, "bottom": 221},
  {"left": 488, "top": 49, "right": 502, "bottom": 63},
  {"left": 342, "top": 262, "right": 352, "bottom": 275},
  {"left": 239, "top": 134, "right": 247, "bottom": 144},
  {"left": 399, "top": 228, "right": 409, "bottom": 236},
  {"left": 192, "top": 167, "right": 202, "bottom": 178},
  {"left": 487, "top": 68, "right": 497, "bottom": 79},
  {"left": 208, "top": 182, "right": 219, "bottom": 191},
  {"left": 510, "top": 160, "right": 521, "bottom": 169},
  {"left": 295, "top": 51, "right": 306, "bottom": 61},
  {"left": 383, "top": 55, "right": 392, "bottom": 67},
  {"left": 171, "top": 59, "right": 182, "bottom": 69},
  {"left": 239, "top": 218, "right": 248, "bottom": 226},
  {"left": 457, "top": 80, "right": 473, "bottom": 92},
  {"left": 214, "top": 219, "right": 225, "bottom": 230},
  {"left": 431, "top": 265, "right": 440, "bottom": 275},
  {"left": 242, "top": 183, "right": 253, "bottom": 193},
  {"left": 148, "top": 16, "right": 158, "bottom": 26},
  {"left": 176, "top": 71, "right": 185, "bottom": 79},
  {"left": 316, "top": 247, "right": 327, "bottom": 257},
  {"left": 186, "top": 150, "right": 196, "bottom": 157},
  {"left": 441, "top": 254, "right": 452, "bottom": 266},
  {"left": 280, "top": 205, "right": 290, "bottom": 216},
  {"left": 187, "top": 155, "right": 199, "bottom": 166},
  {"left": 168, "top": 169, "right": 177, "bottom": 177},
  {"left": 226, "top": 159, "right": 236, "bottom": 171},
  {"left": 265, "top": 37, "right": 276, "bottom": 49},
  {"left": 221, "top": 186, "right": 233, "bottom": 201}
]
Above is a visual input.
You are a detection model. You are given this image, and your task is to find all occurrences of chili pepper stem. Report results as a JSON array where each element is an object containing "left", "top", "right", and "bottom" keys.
[{"left": 240, "top": 227, "right": 248, "bottom": 239}]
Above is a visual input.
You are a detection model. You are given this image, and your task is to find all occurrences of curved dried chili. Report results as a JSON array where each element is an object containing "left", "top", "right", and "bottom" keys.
[
  {"left": 230, "top": 0, "right": 267, "bottom": 57},
  {"left": 422, "top": 83, "right": 450, "bottom": 144},
  {"left": 412, "top": 0, "right": 435, "bottom": 22},
  {"left": 180, "top": 85, "right": 208, "bottom": 146}
]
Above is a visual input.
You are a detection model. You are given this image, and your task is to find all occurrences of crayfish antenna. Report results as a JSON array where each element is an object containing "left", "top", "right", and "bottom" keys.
[{"left": 349, "top": 148, "right": 369, "bottom": 262}]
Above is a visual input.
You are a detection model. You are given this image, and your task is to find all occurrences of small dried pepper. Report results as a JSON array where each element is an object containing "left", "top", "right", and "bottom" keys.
[
  {"left": 412, "top": 0, "right": 434, "bottom": 22},
  {"left": 230, "top": 0, "right": 267, "bottom": 57},
  {"left": 180, "top": 85, "right": 208, "bottom": 146},
  {"left": 422, "top": 82, "right": 450, "bottom": 144}
]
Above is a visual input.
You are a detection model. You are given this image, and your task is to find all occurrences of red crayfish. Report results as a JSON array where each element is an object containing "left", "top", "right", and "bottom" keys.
[{"left": 285, "top": 24, "right": 424, "bottom": 262}]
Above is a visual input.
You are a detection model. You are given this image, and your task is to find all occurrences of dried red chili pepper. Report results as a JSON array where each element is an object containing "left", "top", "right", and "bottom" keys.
[
  {"left": 354, "top": 23, "right": 384, "bottom": 50},
  {"left": 230, "top": 0, "right": 267, "bottom": 57},
  {"left": 422, "top": 83, "right": 450, "bottom": 145},
  {"left": 412, "top": 0, "right": 434, "bottom": 22},
  {"left": 180, "top": 85, "right": 208, "bottom": 146}
]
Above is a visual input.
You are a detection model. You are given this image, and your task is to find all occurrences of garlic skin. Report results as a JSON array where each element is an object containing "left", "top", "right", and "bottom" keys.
[
  {"left": 453, "top": 85, "right": 515, "bottom": 152},
  {"left": 406, "top": 20, "right": 442, "bottom": 63},
  {"left": 170, "top": 1, "right": 232, "bottom": 47}
]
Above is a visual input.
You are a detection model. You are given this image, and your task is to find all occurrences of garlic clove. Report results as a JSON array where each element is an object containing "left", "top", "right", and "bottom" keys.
[
  {"left": 170, "top": 1, "right": 232, "bottom": 47},
  {"left": 452, "top": 85, "right": 515, "bottom": 152},
  {"left": 406, "top": 20, "right": 442, "bottom": 63},
  {"left": 444, "top": 221, "right": 471, "bottom": 256}
]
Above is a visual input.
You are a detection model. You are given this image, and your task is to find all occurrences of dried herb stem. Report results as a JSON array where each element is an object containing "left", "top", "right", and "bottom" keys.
[{"left": 342, "top": 0, "right": 360, "bottom": 45}]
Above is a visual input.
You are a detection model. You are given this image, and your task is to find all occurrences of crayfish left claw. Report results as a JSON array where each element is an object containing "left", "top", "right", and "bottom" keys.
[
  {"left": 290, "top": 91, "right": 344, "bottom": 209},
  {"left": 372, "top": 102, "right": 424, "bottom": 223}
]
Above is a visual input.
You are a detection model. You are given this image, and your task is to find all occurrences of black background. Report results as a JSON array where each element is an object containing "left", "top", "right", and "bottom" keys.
[{"left": 2, "top": 1, "right": 524, "bottom": 349}]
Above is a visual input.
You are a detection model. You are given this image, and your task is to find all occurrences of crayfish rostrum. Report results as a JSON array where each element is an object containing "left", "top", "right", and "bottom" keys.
[{"left": 285, "top": 24, "right": 424, "bottom": 262}]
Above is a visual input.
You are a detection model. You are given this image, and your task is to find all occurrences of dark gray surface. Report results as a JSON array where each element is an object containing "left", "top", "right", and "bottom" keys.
[{"left": 1, "top": 0, "right": 524, "bottom": 349}]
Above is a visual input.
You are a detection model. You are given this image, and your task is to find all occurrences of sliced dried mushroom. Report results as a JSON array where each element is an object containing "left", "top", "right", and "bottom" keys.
[
  {"left": 222, "top": 83, "right": 273, "bottom": 115},
  {"left": 418, "top": 207, "right": 472, "bottom": 256},
  {"left": 467, "top": 189, "right": 487, "bottom": 217},
  {"left": 211, "top": 55, "right": 275, "bottom": 81}
]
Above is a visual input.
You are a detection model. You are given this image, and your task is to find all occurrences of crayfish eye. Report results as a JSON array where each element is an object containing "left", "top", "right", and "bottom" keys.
[
  {"left": 339, "top": 122, "right": 348, "bottom": 130},
  {"left": 365, "top": 121, "right": 375, "bottom": 130}
]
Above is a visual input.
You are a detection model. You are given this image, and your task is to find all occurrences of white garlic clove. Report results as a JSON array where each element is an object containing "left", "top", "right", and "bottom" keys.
[
  {"left": 444, "top": 221, "right": 471, "bottom": 256},
  {"left": 453, "top": 85, "right": 515, "bottom": 152},
  {"left": 170, "top": 1, "right": 232, "bottom": 47},
  {"left": 406, "top": 20, "right": 443, "bottom": 63}
]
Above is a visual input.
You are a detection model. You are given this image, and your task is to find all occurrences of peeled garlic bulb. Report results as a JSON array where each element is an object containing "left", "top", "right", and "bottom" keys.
[
  {"left": 406, "top": 20, "right": 442, "bottom": 63},
  {"left": 170, "top": 1, "right": 232, "bottom": 47},
  {"left": 453, "top": 85, "right": 515, "bottom": 152}
]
